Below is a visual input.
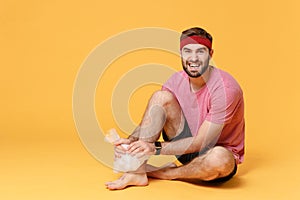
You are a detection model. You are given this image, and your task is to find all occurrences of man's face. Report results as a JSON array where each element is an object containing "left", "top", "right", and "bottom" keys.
[{"left": 181, "top": 43, "right": 211, "bottom": 78}]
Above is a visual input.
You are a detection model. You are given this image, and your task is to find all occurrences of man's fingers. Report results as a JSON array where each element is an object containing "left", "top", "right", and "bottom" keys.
[
  {"left": 130, "top": 146, "right": 143, "bottom": 154},
  {"left": 113, "top": 138, "right": 131, "bottom": 146},
  {"left": 127, "top": 143, "right": 139, "bottom": 153},
  {"left": 114, "top": 145, "right": 126, "bottom": 153},
  {"left": 127, "top": 141, "right": 142, "bottom": 152}
]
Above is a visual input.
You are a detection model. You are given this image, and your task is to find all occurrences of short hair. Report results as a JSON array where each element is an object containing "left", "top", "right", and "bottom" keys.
[{"left": 180, "top": 27, "right": 213, "bottom": 44}]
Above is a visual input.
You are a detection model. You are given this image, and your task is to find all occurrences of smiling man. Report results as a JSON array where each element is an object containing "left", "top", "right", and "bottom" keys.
[{"left": 105, "top": 27, "right": 245, "bottom": 190}]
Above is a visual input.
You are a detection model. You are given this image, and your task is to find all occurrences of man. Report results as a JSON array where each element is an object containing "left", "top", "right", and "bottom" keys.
[{"left": 105, "top": 27, "right": 245, "bottom": 190}]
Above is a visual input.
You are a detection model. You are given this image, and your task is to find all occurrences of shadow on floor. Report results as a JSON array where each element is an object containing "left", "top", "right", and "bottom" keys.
[
  {"left": 170, "top": 175, "right": 245, "bottom": 189},
  {"left": 149, "top": 151, "right": 264, "bottom": 189}
]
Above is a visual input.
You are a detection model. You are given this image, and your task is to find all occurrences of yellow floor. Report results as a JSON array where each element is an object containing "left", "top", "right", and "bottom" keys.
[
  {"left": 1, "top": 0, "right": 300, "bottom": 199},
  {"left": 1, "top": 128, "right": 299, "bottom": 200}
]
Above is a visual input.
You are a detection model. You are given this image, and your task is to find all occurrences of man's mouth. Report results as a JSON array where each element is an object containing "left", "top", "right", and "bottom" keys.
[
  {"left": 188, "top": 63, "right": 200, "bottom": 68},
  {"left": 187, "top": 63, "right": 201, "bottom": 72}
]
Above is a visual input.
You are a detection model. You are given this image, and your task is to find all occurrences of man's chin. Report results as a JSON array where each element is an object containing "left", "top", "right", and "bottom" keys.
[
  {"left": 183, "top": 66, "right": 204, "bottom": 78},
  {"left": 190, "top": 71, "right": 200, "bottom": 75},
  {"left": 186, "top": 71, "right": 202, "bottom": 78},
  {"left": 189, "top": 75, "right": 202, "bottom": 78}
]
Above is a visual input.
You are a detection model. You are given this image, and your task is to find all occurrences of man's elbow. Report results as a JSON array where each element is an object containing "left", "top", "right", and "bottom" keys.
[{"left": 186, "top": 141, "right": 205, "bottom": 154}]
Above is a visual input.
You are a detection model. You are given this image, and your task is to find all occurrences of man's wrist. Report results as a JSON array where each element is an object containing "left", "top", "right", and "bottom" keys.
[
  {"left": 154, "top": 141, "right": 162, "bottom": 155},
  {"left": 127, "top": 135, "right": 138, "bottom": 143}
]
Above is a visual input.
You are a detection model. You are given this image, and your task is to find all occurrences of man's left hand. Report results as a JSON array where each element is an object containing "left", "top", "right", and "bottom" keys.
[{"left": 127, "top": 140, "right": 156, "bottom": 156}]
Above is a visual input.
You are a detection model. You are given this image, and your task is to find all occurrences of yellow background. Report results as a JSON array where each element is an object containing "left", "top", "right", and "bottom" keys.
[{"left": 1, "top": 0, "right": 300, "bottom": 199}]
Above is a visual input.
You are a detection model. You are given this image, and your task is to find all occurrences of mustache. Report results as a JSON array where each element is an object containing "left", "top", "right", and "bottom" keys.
[{"left": 186, "top": 61, "right": 203, "bottom": 66}]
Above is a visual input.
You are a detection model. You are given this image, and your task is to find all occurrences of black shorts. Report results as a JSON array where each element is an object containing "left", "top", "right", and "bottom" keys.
[
  {"left": 204, "top": 162, "right": 237, "bottom": 183},
  {"left": 162, "top": 119, "right": 237, "bottom": 183}
]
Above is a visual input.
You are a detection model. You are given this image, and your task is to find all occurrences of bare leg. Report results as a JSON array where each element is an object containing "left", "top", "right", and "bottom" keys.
[
  {"left": 106, "top": 91, "right": 184, "bottom": 190},
  {"left": 129, "top": 90, "right": 185, "bottom": 142},
  {"left": 147, "top": 146, "right": 236, "bottom": 181},
  {"left": 105, "top": 164, "right": 148, "bottom": 190}
]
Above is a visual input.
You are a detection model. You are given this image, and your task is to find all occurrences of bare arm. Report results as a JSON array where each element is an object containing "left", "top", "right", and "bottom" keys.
[
  {"left": 126, "top": 120, "right": 223, "bottom": 156},
  {"left": 160, "top": 120, "right": 223, "bottom": 155},
  {"left": 127, "top": 126, "right": 141, "bottom": 142}
]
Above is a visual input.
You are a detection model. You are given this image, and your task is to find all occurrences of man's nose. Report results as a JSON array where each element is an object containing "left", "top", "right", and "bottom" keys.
[{"left": 189, "top": 52, "right": 199, "bottom": 62}]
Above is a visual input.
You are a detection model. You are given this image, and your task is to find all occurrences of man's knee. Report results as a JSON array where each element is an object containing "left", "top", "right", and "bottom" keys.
[
  {"left": 190, "top": 146, "right": 235, "bottom": 181},
  {"left": 150, "top": 90, "right": 177, "bottom": 107},
  {"left": 205, "top": 146, "right": 236, "bottom": 176}
]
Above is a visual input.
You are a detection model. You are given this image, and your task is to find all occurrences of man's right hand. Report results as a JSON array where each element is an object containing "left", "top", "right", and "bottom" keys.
[
  {"left": 113, "top": 138, "right": 131, "bottom": 158},
  {"left": 114, "top": 138, "right": 131, "bottom": 147}
]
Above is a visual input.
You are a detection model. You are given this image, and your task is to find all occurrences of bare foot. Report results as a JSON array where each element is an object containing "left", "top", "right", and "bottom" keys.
[
  {"left": 105, "top": 173, "right": 148, "bottom": 190},
  {"left": 146, "top": 162, "right": 177, "bottom": 180}
]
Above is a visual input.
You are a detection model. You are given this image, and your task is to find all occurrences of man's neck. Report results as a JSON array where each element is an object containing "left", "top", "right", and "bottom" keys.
[{"left": 189, "top": 66, "right": 212, "bottom": 93}]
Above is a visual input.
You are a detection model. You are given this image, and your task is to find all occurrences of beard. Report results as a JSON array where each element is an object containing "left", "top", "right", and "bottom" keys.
[{"left": 182, "top": 59, "right": 210, "bottom": 78}]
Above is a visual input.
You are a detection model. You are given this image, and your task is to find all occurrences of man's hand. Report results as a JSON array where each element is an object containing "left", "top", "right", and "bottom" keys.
[
  {"left": 113, "top": 138, "right": 131, "bottom": 159},
  {"left": 127, "top": 140, "right": 156, "bottom": 156},
  {"left": 114, "top": 138, "right": 131, "bottom": 147}
]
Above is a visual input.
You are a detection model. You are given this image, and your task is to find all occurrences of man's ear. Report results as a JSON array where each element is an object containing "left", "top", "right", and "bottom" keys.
[{"left": 209, "top": 49, "right": 214, "bottom": 57}]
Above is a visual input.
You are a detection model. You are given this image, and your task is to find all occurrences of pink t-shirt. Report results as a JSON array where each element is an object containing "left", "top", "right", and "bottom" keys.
[{"left": 162, "top": 67, "right": 245, "bottom": 164}]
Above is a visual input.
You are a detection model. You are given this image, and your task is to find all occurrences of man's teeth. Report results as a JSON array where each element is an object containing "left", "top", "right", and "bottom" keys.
[{"left": 189, "top": 64, "right": 199, "bottom": 67}]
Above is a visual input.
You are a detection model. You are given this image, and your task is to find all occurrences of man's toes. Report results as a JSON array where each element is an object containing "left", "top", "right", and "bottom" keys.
[
  {"left": 106, "top": 182, "right": 119, "bottom": 190},
  {"left": 105, "top": 181, "right": 112, "bottom": 186},
  {"left": 106, "top": 180, "right": 127, "bottom": 190}
]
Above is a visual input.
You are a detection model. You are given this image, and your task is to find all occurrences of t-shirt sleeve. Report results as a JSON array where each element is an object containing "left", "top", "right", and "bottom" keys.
[
  {"left": 161, "top": 72, "right": 179, "bottom": 93},
  {"left": 206, "top": 86, "right": 243, "bottom": 124},
  {"left": 161, "top": 85, "right": 171, "bottom": 91}
]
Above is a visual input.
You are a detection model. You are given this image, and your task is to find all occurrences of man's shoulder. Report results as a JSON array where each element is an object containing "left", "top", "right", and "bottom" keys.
[
  {"left": 213, "top": 67, "right": 236, "bottom": 81},
  {"left": 212, "top": 67, "right": 242, "bottom": 91},
  {"left": 165, "top": 71, "right": 187, "bottom": 84},
  {"left": 208, "top": 67, "right": 243, "bottom": 100},
  {"left": 162, "top": 70, "right": 189, "bottom": 92},
  {"left": 169, "top": 70, "right": 187, "bottom": 79}
]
